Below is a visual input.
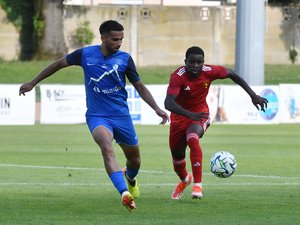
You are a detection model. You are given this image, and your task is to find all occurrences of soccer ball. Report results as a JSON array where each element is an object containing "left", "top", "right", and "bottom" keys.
[{"left": 210, "top": 151, "right": 237, "bottom": 178}]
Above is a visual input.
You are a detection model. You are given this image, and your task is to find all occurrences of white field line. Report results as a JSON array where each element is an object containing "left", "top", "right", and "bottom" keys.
[
  {"left": 0, "top": 163, "right": 104, "bottom": 171},
  {"left": 0, "top": 182, "right": 299, "bottom": 187},
  {"left": 1, "top": 163, "right": 300, "bottom": 181}
]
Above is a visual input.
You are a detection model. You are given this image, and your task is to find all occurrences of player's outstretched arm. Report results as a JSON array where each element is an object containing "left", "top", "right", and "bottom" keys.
[
  {"left": 132, "top": 80, "right": 169, "bottom": 124},
  {"left": 164, "top": 94, "right": 209, "bottom": 122},
  {"left": 226, "top": 69, "right": 268, "bottom": 112},
  {"left": 19, "top": 57, "right": 69, "bottom": 96}
]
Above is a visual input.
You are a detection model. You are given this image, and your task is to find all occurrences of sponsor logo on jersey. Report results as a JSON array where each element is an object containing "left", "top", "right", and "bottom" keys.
[{"left": 93, "top": 85, "right": 122, "bottom": 94}]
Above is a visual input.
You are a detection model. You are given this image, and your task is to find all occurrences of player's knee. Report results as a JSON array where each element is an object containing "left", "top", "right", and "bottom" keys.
[
  {"left": 126, "top": 151, "right": 141, "bottom": 168},
  {"left": 127, "top": 158, "right": 141, "bottom": 170},
  {"left": 171, "top": 150, "right": 185, "bottom": 160},
  {"left": 133, "top": 156, "right": 141, "bottom": 167}
]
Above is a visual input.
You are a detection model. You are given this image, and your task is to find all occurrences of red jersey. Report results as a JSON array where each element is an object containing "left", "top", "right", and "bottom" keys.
[{"left": 166, "top": 64, "right": 227, "bottom": 123}]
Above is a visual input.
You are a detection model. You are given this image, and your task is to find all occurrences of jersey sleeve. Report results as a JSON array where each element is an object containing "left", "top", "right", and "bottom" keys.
[
  {"left": 125, "top": 56, "right": 140, "bottom": 83},
  {"left": 166, "top": 72, "right": 182, "bottom": 96},
  {"left": 211, "top": 65, "right": 228, "bottom": 79},
  {"left": 66, "top": 48, "right": 83, "bottom": 66}
]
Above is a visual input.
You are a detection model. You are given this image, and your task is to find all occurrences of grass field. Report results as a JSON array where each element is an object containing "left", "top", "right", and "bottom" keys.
[
  {"left": 0, "top": 61, "right": 300, "bottom": 84},
  {"left": 0, "top": 124, "right": 299, "bottom": 225},
  {"left": 1, "top": 61, "right": 299, "bottom": 224}
]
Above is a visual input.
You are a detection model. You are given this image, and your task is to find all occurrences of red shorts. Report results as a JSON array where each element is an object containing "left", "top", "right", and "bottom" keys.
[{"left": 169, "top": 117, "right": 210, "bottom": 150}]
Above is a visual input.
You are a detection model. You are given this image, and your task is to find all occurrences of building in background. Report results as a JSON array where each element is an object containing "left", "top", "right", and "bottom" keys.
[
  {"left": 0, "top": 1, "right": 298, "bottom": 65},
  {"left": 63, "top": 0, "right": 223, "bottom": 6}
]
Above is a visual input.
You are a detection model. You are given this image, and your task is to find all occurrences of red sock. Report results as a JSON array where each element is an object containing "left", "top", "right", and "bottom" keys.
[
  {"left": 172, "top": 158, "right": 188, "bottom": 181},
  {"left": 187, "top": 133, "right": 202, "bottom": 183}
]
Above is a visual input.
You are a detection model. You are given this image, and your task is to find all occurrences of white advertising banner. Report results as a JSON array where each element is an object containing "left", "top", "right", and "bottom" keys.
[
  {"left": 207, "top": 85, "right": 219, "bottom": 123},
  {"left": 132, "top": 84, "right": 281, "bottom": 125},
  {"left": 140, "top": 85, "right": 169, "bottom": 125},
  {"left": 38, "top": 84, "right": 298, "bottom": 125},
  {"left": 40, "top": 85, "right": 86, "bottom": 124},
  {"left": 127, "top": 84, "right": 169, "bottom": 125},
  {"left": 0, "top": 84, "right": 35, "bottom": 125},
  {"left": 214, "top": 85, "right": 280, "bottom": 124},
  {"left": 278, "top": 84, "right": 300, "bottom": 123},
  {"left": 127, "top": 84, "right": 220, "bottom": 125},
  {"left": 126, "top": 85, "right": 142, "bottom": 124}
]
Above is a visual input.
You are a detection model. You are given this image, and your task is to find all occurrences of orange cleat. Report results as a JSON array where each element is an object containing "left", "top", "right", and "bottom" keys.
[
  {"left": 122, "top": 191, "right": 136, "bottom": 212},
  {"left": 191, "top": 185, "right": 203, "bottom": 199},
  {"left": 171, "top": 174, "right": 193, "bottom": 200}
]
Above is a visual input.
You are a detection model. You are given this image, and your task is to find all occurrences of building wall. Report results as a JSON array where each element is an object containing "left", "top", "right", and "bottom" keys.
[
  {"left": 0, "top": 5, "right": 298, "bottom": 65},
  {"left": 0, "top": 8, "right": 19, "bottom": 61}
]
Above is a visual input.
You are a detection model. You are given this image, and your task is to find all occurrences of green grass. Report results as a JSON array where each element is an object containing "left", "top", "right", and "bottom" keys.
[
  {"left": 0, "top": 61, "right": 300, "bottom": 84},
  {"left": 0, "top": 124, "right": 299, "bottom": 225}
]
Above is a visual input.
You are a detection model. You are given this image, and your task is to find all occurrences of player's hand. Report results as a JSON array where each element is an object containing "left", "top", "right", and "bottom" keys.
[
  {"left": 190, "top": 112, "right": 209, "bottom": 122},
  {"left": 19, "top": 82, "right": 34, "bottom": 96},
  {"left": 252, "top": 95, "right": 268, "bottom": 112},
  {"left": 155, "top": 108, "right": 170, "bottom": 125}
]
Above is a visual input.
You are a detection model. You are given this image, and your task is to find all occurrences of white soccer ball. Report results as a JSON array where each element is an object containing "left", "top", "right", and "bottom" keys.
[{"left": 210, "top": 151, "right": 237, "bottom": 178}]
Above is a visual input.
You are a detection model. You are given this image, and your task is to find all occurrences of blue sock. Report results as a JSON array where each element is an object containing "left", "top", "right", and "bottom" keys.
[
  {"left": 126, "top": 168, "right": 139, "bottom": 181},
  {"left": 109, "top": 171, "right": 127, "bottom": 195}
]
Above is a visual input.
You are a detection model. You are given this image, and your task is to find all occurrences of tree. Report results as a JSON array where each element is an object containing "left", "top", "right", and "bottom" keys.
[
  {"left": 36, "top": 0, "right": 67, "bottom": 60},
  {"left": 0, "top": 0, "right": 67, "bottom": 61},
  {"left": 0, "top": 0, "right": 36, "bottom": 60}
]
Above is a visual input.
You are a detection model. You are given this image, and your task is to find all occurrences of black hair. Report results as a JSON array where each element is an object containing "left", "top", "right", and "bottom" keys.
[
  {"left": 185, "top": 46, "right": 205, "bottom": 59},
  {"left": 99, "top": 20, "right": 124, "bottom": 35}
]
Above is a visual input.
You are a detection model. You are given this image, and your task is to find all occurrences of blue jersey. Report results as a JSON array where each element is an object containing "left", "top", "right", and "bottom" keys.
[{"left": 66, "top": 45, "right": 140, "bottom": 117}]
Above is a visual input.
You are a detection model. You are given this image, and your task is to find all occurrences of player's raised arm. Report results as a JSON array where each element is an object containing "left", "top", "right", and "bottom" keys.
[
  {"left": 226, "top": 68, "right": 268, "bottom": 112},
  {"left": 19, "top": 57, "right": 69, "bottom": 96}
]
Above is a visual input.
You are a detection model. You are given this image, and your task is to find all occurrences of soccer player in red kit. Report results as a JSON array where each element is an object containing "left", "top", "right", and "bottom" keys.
[{"left": 164, "top": 46, "right": 268, "bottom": 199}]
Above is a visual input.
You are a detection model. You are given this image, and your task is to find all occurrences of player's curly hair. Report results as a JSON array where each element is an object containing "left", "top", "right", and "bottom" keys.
[
  {"left": 99, "top": 20, "right": 124, "bottom": 35},
  {"left": 185, "top": 46, "right": 205, "bottom": 59}
]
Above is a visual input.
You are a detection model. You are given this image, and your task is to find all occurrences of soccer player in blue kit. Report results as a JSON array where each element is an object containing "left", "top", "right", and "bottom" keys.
[{"left": 19, "top": 20, "right": 169, "bottom": 211}]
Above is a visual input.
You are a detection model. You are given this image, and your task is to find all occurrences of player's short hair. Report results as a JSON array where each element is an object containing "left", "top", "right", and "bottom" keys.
[
  {"left": 185, "top": 46, "right": 205, "bottom": 59},
  {"left": 99, "top": 20, "right": 124, "bottom": 35}
]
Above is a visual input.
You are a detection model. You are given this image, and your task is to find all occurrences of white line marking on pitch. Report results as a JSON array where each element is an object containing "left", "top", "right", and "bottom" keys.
[
  {"left": 0, "top": 163, "right": 103, "bottom": 171},
  {"left": 0, "top": 163, "right": 300, "bottom": 180},
  {"left": 0, "top": 182, "right": 299, "bottom": 187}
]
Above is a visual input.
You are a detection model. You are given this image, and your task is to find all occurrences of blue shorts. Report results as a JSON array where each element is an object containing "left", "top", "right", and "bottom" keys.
[{"left": 86, "top": 115, "right": 138, "bottom": 146}]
